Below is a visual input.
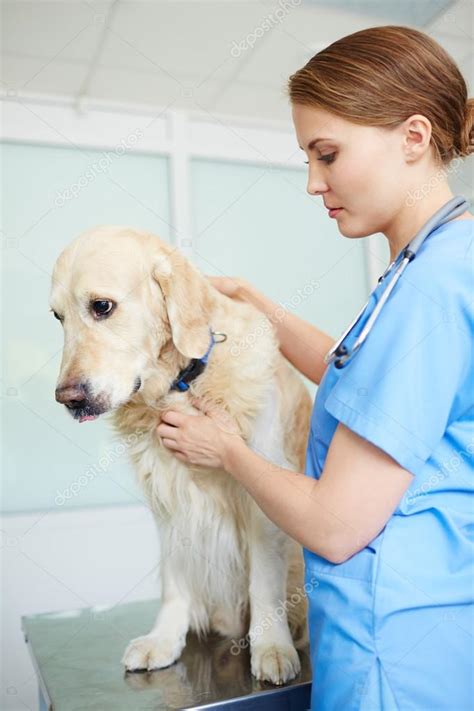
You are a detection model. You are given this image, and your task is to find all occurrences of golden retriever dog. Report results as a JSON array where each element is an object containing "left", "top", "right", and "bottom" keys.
[{"left": 50, "top": 226, "right": 312, "bottom": 685}]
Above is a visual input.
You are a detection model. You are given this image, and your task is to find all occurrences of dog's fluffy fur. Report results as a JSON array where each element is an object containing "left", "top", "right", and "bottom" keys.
[{"left": 51, "top": 226, "right": 312, "bottom": 684}]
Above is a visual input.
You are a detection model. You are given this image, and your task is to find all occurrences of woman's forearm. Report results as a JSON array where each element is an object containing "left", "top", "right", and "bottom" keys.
[
  {"left": 238, "top": 281, "right": 335, "bottom": 385},
  {"left": 221, "top": 434, "right": 348, "bottom": 563}
]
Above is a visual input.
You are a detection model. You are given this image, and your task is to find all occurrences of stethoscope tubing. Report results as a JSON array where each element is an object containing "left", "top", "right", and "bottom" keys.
[{"left": 324, "top": 195, "right": 469, "bottom": 369}]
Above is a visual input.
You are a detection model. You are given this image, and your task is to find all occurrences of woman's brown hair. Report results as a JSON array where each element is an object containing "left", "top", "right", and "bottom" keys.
[{"left": 287, "top": 25, "right": 473, "bottom": 165}]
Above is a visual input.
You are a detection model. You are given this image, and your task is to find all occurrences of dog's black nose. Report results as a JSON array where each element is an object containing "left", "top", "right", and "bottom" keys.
[{"left": 55, "top": 381, "right": 87, "bottom": 408}]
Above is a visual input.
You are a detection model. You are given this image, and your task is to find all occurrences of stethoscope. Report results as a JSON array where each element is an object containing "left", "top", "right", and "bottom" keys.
[{"left": 324, "top": 195, "right": 469, "bottom": 369}]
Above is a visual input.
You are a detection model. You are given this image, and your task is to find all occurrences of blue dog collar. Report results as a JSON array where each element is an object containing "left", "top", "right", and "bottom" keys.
[{"left": 170, "top": 328, "right": 227, "bottom": 392}]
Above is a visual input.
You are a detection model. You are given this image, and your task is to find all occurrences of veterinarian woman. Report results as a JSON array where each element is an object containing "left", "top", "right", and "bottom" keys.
[{"left": 157, "top": 26, "right": 473, "bottom": 710}]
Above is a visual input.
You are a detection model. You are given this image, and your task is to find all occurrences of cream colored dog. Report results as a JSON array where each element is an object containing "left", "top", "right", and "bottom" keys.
[{"left": 50, "top": 226, "right": 312, "bottom": 685}]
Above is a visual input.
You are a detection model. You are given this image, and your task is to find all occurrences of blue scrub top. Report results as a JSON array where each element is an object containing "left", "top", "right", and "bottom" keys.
[{"left": 304, "top": 217, "right": 473, "bottom": 711}]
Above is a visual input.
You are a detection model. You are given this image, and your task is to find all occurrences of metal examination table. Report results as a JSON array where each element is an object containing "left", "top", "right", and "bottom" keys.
[{"left": 23, "top": 598, "right": 312, "bottom": 710}]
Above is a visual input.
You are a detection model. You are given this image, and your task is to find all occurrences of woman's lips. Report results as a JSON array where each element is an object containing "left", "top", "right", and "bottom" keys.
[{"left": 328, "top": 207, "right": 343, "bottom": 218}]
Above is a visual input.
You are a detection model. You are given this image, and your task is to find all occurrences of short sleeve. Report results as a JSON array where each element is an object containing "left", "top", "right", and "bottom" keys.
[{"left": 324, "top": 256, "right": 472, "bottom": 477}]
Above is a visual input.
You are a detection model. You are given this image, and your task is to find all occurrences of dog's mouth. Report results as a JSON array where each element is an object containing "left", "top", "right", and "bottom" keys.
[
  {"left": 66, "top": 376, "right": 142, "bottom": 423},
  {"left": 67, "top": 401, "right": 108, "bottom": 423}
]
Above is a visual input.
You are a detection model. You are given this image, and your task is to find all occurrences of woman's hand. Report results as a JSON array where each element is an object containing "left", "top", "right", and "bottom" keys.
[
  {"left": 206, "top": 275, "right": 248, "bottom": 301},
  {"left": 156, "top": 397, "right": 243, "bottom": 469}
]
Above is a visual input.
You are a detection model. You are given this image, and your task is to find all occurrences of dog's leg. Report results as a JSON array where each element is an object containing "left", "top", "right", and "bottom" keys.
[
  {"left": 244, "top": 380, "right": 302, "bottom": 684},
  {"left": 122, "top": 557, "right": 190, "bottom": 672},
  {"left": 247, "top": 513, "right": 301, "bottom": 685}
]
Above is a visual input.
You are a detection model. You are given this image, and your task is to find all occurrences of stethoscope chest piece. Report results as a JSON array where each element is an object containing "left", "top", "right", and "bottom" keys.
[{"left": 333, "top": 344, "right": 349, "bottom": 369}]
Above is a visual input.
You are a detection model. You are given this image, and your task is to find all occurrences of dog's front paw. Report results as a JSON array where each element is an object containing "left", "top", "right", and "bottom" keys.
[
  {"left": 122, "top": 634, "right": 183, "bottom": 671},
  {"left": 251, "top": 642, "right": 301, "bottom": 685}
]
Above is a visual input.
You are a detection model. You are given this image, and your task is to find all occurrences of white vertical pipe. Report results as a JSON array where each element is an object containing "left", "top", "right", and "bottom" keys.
[{"left": 167, "top": 110, "right": 193, "bottom": 258}]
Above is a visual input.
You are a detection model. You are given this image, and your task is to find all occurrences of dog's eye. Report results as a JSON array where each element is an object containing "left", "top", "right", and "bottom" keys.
[
  {"left": 51, "top": 310, "right": 62, "bottom": 321},
  {"left": 92, "top": 300, "right": 114, "bottom": 318}
]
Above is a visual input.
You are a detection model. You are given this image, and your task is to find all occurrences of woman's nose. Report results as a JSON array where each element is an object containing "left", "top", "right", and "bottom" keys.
[{"left": 306, "top": 169, "right": 328, "bottom": 196}]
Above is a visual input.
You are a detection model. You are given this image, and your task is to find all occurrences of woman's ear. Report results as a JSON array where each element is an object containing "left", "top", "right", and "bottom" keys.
[
  {"left": 401, "top": 113, "right": 433, "bottom": 162},
  {"left": 151, "top": 248, "right": 212, "bottom": 359}
]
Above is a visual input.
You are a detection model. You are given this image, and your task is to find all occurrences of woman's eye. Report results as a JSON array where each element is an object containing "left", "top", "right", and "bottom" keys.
[
  {"left": 92, "top": 300, "right": 114, "bottom": 317},
  {"left": 304, "top": 153, "right": 336, "bottom": 166},
  {"left": 317, "top": 153, "right": 336, "bottom": 164}
]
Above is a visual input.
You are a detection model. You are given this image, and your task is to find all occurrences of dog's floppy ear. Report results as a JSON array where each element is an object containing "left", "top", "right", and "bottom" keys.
[{"left": 152, "top": 248, "right": 212, "bottom": 359}]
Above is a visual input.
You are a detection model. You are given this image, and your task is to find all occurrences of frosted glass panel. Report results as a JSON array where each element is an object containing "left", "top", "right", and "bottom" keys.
[
  {"left": 190, "top": 159, "right": 370, "bottom": 344},
  {"left": 2, "top": 142, "right": 170, "bottom": 513}
]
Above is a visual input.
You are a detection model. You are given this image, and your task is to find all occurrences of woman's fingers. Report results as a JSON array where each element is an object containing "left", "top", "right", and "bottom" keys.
[
  {"left": 160, "top": 410, "right": 184, "bottom": 426},
  {"left": 162, "top": 438, "right": 180, "bottom": 449},
  {"left": 157, "top": 423, "right": 178, "bottom": 438},
  {"left": 162, "top": 439, "right": 188, "bottom": 461},
  {"left": 162, "top": 437, "right": 189, "bottom": 463},
  {"left": 205, "top": 275, "right": 243, "bottom": 298}
]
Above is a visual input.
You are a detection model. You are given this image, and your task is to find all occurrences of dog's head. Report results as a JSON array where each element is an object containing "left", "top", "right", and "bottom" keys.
[{"left": 50, "top": 226, "right": 215, "bottom": 422}]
